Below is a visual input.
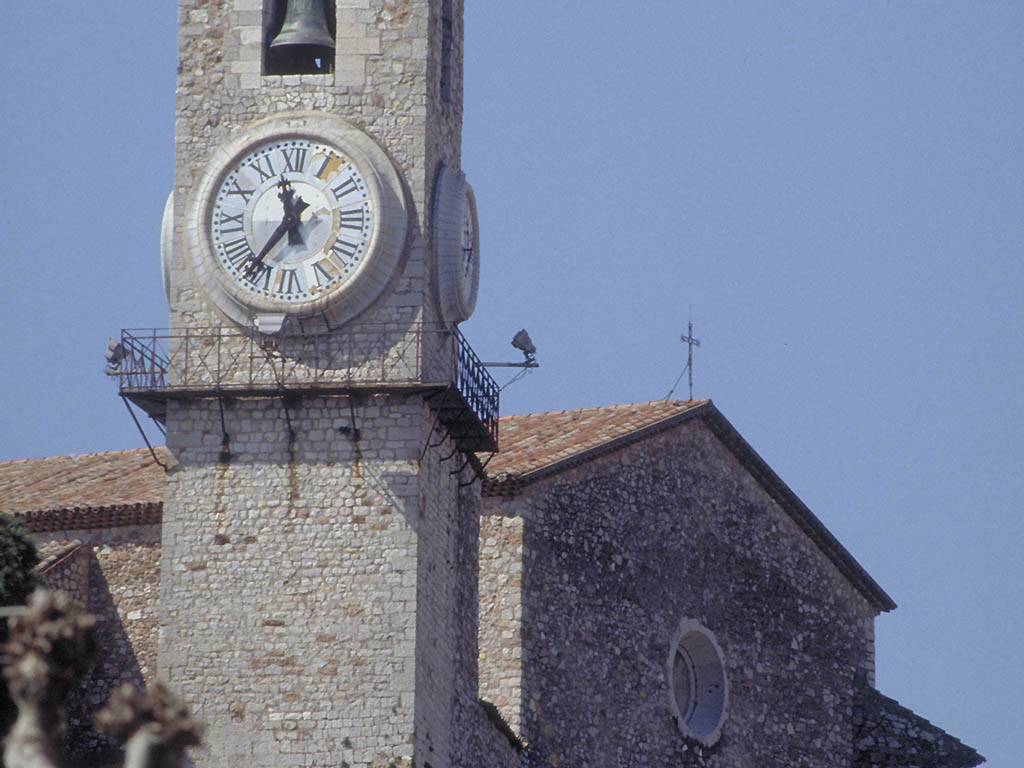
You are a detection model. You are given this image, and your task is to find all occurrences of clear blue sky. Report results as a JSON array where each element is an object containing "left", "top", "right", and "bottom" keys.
[{"left": 1, "top": 3, "right": 1021, "bottom": 765}]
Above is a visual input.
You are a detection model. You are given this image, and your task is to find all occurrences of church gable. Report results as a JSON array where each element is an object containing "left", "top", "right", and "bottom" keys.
[
  {"left": 484, "top": 400, "right": 893, "bottom": 613},
  {"left": 482, "top": 405, "right": 883, "bottom": 766}
]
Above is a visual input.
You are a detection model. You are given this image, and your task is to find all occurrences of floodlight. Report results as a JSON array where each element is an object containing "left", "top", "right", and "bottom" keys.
[
  {"left": 511, "top": 329, "right": 536, "bottom": 358},
  {"left": 105, "top": 336, "right": 126, "bottom": 373},
  {"left": 482, "top": 328, "right": 538, "bottom": 369}
]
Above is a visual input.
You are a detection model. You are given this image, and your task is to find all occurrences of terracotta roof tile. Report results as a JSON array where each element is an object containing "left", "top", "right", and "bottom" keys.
[
  {"left": 485, "top": 400, "right": 708, "bottom": 479},
  {"left": 0, "top": 448, "right": 167, "bottom": 516}
]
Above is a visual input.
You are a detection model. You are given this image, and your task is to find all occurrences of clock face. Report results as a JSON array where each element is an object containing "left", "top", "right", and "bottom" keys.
[
  {"left": 186, "top": 114, "right": 409, "bottom": 331},
  {"left": 210, "top": 138, "right": 375, "bottom": 305},
  {"left": 433, "top": 165, "right": 480, "bottom": 323},
  {"left": 459, "top": 193, "right": 476, "bottom": 305}
]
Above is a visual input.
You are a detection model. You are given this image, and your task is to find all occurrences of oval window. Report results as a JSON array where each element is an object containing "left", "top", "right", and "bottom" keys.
[{"left": 667, "top": 618, "right": 728, "bottom": 746}]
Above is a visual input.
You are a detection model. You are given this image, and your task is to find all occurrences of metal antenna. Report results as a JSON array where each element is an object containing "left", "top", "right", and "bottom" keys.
[{"left": 665, "top": 315, "right": 701, "bottom": 402}]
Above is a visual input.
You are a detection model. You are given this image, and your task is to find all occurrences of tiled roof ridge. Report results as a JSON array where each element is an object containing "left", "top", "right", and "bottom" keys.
[
  {"left": 483, "top": 400, "right": 709, "bottom": 496},
  {"left": 0, "top": 445, "right": 159, "bottom": 467},
  {"left": 500, "top": 398, "right": 709, "bottom": 420},
  {"left": 14, "top": 503, "right": 163, "bottom": 534}
]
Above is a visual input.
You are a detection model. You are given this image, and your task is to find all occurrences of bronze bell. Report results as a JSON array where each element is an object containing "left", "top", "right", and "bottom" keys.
[{"left": 270, "top": 0, "right": 335, "bottom": 51}]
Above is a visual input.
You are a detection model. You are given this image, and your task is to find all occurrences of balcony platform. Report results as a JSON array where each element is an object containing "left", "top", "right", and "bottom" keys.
[{"left": 110, "top": 324, "right": 498, "bottom": 454}]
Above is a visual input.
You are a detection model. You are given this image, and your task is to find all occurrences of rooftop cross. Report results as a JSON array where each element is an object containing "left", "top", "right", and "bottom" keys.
[{"left": 680, "top": 320, "right": 701, "bottom": 401}]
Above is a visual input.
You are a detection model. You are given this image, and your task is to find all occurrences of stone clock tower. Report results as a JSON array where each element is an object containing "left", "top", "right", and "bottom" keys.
[{"left": 141, "top": 2, "right": 496, "bottom": 766}]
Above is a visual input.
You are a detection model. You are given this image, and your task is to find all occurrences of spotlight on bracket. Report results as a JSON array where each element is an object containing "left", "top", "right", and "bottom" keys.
[
  {"left": 104, "top": 336, "right": 126, "bottom": 375},
  {"left": 482, "top": 329, "right": 539, "bottom": 369},
  {"left": 511, "top": 329, "right": 536, "bottom": 365}
]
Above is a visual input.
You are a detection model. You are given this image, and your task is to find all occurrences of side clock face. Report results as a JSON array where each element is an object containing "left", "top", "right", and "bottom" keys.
[
  {"left": 433, "top": 165, "right": 480, "bottom": 323},
  {"left": 210, "top": 138, "right": 374, "bottom": 305},
  {"left": 187, "top": 114, "right": 409, "bottom": 331},
  {"left": 459, "top": 194, "right": 476, "bottom": 303}
]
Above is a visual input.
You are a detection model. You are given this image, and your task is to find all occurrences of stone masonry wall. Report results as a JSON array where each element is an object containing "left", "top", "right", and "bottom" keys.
[
  {"left": 411, "top": 402, "right": 474, "bottom": 767},
  {"left": 160, "top": 391, "right": 502, "bottom": 768},
  {"left": 481, "top": 418, "right": 879, "bottom": 768},
  {"left": 38, "top": 543, "right": 88, "bottom": 604},
  {"left": 162, "top": 393, "right": 420, "bottom": 767},
  {"left": 478, "top": 511, "right": 524, "bottom": 733},
  {"left": 447, "top": 452, "right": 521, "bottom": 768},
  {"left": 34, "top": 524, "right": 161, "bottom": 763}
]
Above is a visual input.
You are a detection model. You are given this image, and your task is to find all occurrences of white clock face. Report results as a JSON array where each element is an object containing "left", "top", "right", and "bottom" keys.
[
  {"left": 187, "top": 114, "right": 409, "bottom": 331},
  {"left": 210, "top": 138, "right": 375, "bottom": 305},
  {"left": 433, "top": 165, "right": 479, "bottom": 323},
  {"left": 459, "top": 194, "right": 476, "bottom": 305}
]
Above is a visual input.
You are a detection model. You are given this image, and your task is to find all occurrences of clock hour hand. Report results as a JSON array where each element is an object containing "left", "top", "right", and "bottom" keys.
[
  {"left": 277, "top": 177, "right": 309, "bottom": 246},
  {"left": 244, "top": 212, "right": 296, "bottom": 277},
  {"left": 286, "top": 196, "right": 309, "bottom": 245}
]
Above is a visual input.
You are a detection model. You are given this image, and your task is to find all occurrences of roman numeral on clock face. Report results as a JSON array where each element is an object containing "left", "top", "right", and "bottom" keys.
[
  {"left": 242, "top": 261, "right": 272, "bottom": 289},
  {"left": 316, "top": 153, "right": 345, "bottom": 181},
  {"left": 247, "top": 154, "right": 276, "bottom": 183},
  {"left": 331, "top": 176, "right": 360, "bottom": 201},
  {"left": 280, "top": 146, "right": 307, "bottom": 173},
  {"left": 312, "top": 258, "right": 339, "bottom": 287},
  {"left": 276, "top": 269, "right": 303, "bottom": 295},
  {"left": 330, "top": 237, "right": 359, "bottom": 264},
  {"left": 226, "top": 180, "right": 255, "bottom": 204},
  {"left": 338, "top": 207, "right": 365, "bottom": 231},
  {"left": 222, "top": 237, "right": 255, "bottom": 266},
  {"left": 218, "top": 211, "right": 245, "bottom": 234}
]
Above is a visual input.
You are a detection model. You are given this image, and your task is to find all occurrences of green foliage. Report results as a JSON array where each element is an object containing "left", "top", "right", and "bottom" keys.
[
  {"left": 0, "top": 514, "right": 45, "bottom": 757},
  {"left": 0, "top": 514, "right": 44, "bottom": 612}
]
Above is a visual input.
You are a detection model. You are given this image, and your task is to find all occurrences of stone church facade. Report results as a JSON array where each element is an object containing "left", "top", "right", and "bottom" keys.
[
  {"left": 1, "top": 399, "right": 982, "bottom": 767},
  {"left": 0, "top": 1, "right": 984, "bottom": 766}
]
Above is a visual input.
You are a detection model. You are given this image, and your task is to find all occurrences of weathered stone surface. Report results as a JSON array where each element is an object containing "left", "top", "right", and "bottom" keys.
[
  {"left": 481, "top": 416, "right": 881, "bottom": 767},
  {"left": 33, "top": 524, "right": 160, "bottom": 763},
  {"left": 853, "top": 681, "right": 984, "bottom": 768}
]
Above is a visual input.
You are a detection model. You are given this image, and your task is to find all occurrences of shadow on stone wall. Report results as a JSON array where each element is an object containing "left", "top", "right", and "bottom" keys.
[{"left": 63, "top": 551, "right": 146, "bottom": 766}]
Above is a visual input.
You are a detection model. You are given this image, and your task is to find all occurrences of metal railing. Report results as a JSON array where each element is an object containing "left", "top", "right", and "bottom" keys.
[
  {"left": 453, "top": 328, "right": 500, "bottom": 443},
  {"left": 112, "top": 323, "right": 499, "bottom": 448}
]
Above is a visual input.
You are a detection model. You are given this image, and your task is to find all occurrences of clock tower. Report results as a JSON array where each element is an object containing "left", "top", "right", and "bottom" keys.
[{"left": 123, "top": 1, "right": 497, "bottom": 766}]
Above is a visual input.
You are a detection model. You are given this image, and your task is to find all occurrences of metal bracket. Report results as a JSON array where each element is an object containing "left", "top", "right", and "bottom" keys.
[
  {"left": 419, "top": 401, "right": 445, "bottom": 461},
  {"left": 281, "top": 392, "right": 298, "bottom": 445},
  {"left": 121, "top": 396, "right": 167, "bottom": 470},
  {"left": 457, "top": 451, "right": 494, "bottom": 487},
  {"left": 217, "top": 397, "right": 231, "bottom": 462}
]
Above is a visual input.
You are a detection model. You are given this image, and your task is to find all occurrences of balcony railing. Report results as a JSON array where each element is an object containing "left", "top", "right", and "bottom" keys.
[{"left": 111, "top": 323, "right": 498, "bottom": 452}]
